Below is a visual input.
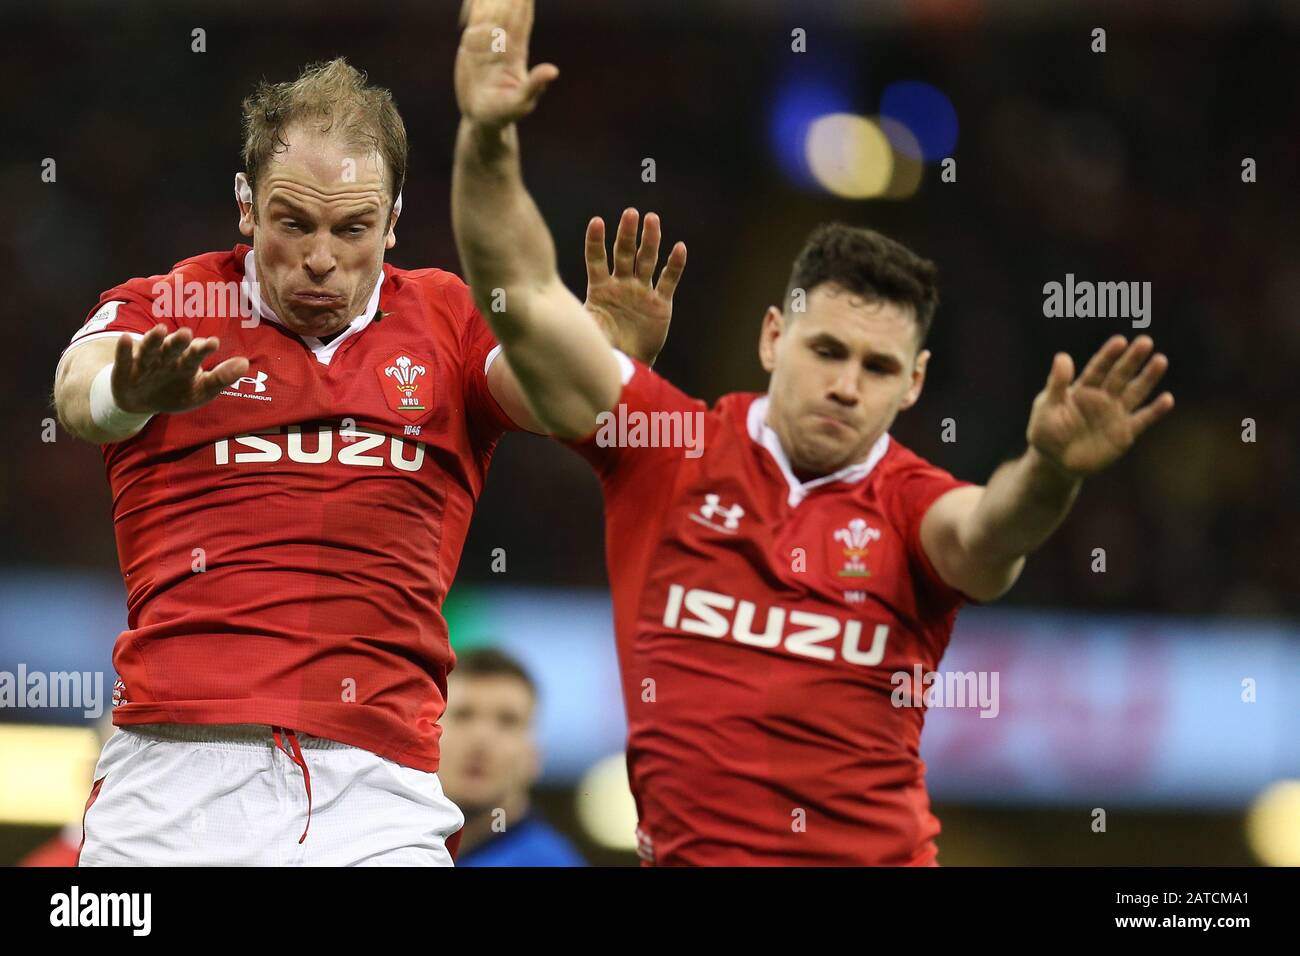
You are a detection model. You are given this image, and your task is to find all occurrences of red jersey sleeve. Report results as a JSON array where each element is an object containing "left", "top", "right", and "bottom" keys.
[
  {"left": 885, "top": 455, "right": 980, "bottom": 611},
  {"left": 568, "top": 355, "right": 708, "bottom": 483},
  {"left": 61, "top": 296, "right": 175, "bottom": 361}
]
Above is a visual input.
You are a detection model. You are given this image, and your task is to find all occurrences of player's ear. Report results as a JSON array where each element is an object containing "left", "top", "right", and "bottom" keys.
[
  {"left": 385, "top": 189, "right": 402, "bottom": 251},
  {"left": 236, "top": 172, "right": 255, "bottom": 238},
  {"left": 899, "top": 348, "right": 930, "bottom": 411},
  {"left": 759, "top": 306, "right": 783, "bottom": 373},
  {"left": 384, "top": 208, "right": 398, "bottom": 251},
  {"left": 237, "top": 198, "right": 255, "bottom": 238}
]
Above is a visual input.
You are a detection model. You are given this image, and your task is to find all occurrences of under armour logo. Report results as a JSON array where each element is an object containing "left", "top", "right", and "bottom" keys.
[
  {"left": 232, "top": 371, "right": 269, "bottom": 393},
  {"left": 690, "top": 493, "right": 745, "bottom": 533}
]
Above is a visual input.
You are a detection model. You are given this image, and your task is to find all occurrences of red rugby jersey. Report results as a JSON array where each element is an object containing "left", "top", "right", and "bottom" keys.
[
  {"left": 62, "top": 244, "right": 518, "bottom": 772},
  {"left": 573, "top": 358, "right": 975, "bottom": 865}
]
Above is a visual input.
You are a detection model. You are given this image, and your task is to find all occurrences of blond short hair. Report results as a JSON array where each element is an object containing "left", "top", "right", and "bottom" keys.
[{"left": 240, "top": 57, "right": 407, "bottom": 216}]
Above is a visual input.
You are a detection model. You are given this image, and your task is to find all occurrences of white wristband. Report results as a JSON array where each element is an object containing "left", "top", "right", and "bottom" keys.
[{"left": 89, "top": 363, "right": 153, "bottom": 437}]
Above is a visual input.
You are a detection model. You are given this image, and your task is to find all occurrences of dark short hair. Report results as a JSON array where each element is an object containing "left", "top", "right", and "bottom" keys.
[
  {"left": 782, "top": 222, "right": 940, "bottom": 349},
  {"left": 453, "top": 647, "right": 537, "bottom": 698}
]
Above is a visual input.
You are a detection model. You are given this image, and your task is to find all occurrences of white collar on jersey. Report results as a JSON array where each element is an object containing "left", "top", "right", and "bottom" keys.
[
  {"left": 746, "top": 395, "right": 891, "bottom": 508},
  {"left": 240, "top": 249, "right": 385, "bottom": 366}
]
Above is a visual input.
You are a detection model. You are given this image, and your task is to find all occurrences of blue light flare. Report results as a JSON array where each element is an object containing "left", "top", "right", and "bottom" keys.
[
  {"left": 879, "top": 80, "right": 958, "bottom": 161},
  {"left": 768, "top": 62, "right": 863, "bottom": 189}
]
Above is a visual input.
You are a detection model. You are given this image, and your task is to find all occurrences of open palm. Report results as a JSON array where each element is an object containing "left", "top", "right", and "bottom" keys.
[
  {"left": 583, "top": 209, "right": 687, "bottom": 366},
  {"left": 455, "top": 0, "right": 558, "bottom": 128},
  {"left": 1027, "top": 335, "right": 1174, "bottom": 477}
]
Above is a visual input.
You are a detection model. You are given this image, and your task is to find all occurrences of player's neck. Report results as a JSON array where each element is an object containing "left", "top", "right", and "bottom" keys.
[
  {"left": 458, "top": 791, "right": 531, "bottom": 855},
  {"left": 784, "top": 436, "right": 877, "bottom": 483}
]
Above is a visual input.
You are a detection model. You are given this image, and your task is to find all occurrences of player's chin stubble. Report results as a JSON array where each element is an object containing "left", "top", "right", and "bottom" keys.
[{"left": 797, "top": 421, "right": 877, "bottom": 477}]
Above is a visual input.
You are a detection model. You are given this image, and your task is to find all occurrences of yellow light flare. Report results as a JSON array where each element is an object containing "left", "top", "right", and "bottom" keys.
[
  {"left": 0, "top": 724, "right": 100, "bottom": 825},
  {"left": 574, "top": 752, "right": 639, "bottom": 852},
  {"left": 1246, "top": 779, "right": 1300, "bottom": 866},
  {"left": 879, "top": 116, "right": 925, "bottom": 201},
  {"left": 805, "top": 113, "right": 894, "bottom": 200}
]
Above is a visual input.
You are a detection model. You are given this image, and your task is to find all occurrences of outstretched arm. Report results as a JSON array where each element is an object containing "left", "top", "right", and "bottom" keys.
[
  {"left": 54, "top": 325, "right": 248, "bottom": 445},
  {"left": 455, "top": 0, "right": 672, "bottom": 438},
  {"left": 921, "top": 334, "right": 1174, "bottom": 602}
]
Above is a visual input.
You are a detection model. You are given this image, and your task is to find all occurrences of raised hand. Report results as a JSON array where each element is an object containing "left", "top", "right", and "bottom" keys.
[
  {"left": 456, "top": 0, "right": 559, "bottom": 129},
  {"left": 583, "top": 209, "right": 687, "bottom": 366},
  {"left": 1027, "top": 335, "right": 1174, "bottom": 478},
  {"left": 112, "top": 324, "right": 249, "bottom": 415}
]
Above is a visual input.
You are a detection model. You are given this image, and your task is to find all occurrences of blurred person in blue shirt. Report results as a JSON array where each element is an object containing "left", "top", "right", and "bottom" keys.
[{"left": 440, "top": 647, "right": 585, "bottom": 867}]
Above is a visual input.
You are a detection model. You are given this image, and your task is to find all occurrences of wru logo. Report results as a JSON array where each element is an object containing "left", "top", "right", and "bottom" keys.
[
  {"left": 384, "top": 356, "right": 427, "bottom": 410},
  {"left": 834, "top": 518, "right": 881, "bottom": 578}
]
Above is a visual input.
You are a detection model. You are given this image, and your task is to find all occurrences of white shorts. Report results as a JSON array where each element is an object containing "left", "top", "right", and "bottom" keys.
[{"left": 79, "top": 724, "right": 464, "bottom": 866}]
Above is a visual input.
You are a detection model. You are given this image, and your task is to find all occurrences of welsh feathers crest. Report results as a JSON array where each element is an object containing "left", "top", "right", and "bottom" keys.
[
  {"left": 375, "top": 351, "right": 435, "bottom": 417},
  {"left": 834, "top": 518, "right": 881, "bottom": 578}
]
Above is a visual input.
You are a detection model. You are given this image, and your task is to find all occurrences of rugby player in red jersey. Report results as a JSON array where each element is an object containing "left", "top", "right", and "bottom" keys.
[
  {"left": 453, "top": 0, "right": 1176, "bottom": 865},
  {"left": 52, "top": 57, "right": 685, "bottom": 865}
]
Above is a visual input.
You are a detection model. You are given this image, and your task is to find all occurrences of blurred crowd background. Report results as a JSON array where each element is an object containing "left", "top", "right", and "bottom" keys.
[{"left": 2, "top": 0, "right": 1297, "bottom": 866}]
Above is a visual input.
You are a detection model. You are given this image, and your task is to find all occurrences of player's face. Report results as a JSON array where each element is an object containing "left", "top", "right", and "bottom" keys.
[
  {"left": 438, "top": 675, "right": 539, "bottom": 814},
  {"left": 238, "top": 125, "right": 397, "bottom": 338},
  {"left": 760, "top": 283, "right": 930, "bottom": 476}
]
